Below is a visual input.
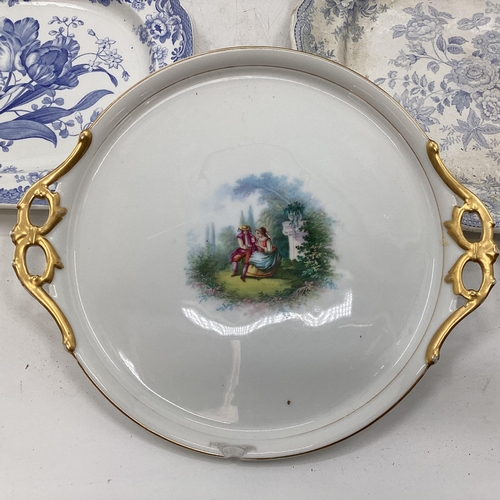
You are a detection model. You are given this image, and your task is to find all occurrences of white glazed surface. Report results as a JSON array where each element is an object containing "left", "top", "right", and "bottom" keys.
[
  {"left": 42, "top": 48, "right": 467, "bottom": 458},
  {"left": 2, "top": 1, "right": 500, "bottom": 496},
  {"left": 292, "top": 0, "right": 500, "bottom": 232}
]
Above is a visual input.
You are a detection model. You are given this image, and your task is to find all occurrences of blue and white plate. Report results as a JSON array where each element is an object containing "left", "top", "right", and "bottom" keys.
[
  {"left": 292, "top": 0, "right": 500, "bottom": 231},
  {"left": 0, "top": 0, "right": 192, "bottom": 207}
]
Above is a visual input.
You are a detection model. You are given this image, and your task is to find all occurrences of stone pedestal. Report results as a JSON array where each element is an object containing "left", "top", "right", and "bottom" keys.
[{"left": 282, "top": 221, "right": 307, "bottom": 260}]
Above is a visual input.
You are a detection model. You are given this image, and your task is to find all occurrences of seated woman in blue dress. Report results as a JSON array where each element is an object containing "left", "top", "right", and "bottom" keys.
[{"left": 246, "top": 227, "right": 282, "bottom": 278}]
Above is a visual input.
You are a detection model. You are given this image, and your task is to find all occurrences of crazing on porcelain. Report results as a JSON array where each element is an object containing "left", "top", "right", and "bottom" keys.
[
  {"left": 0, "top": 0, "right": 192, "bottom": 205},
  {"left": 186, "top": 173, "right": 338, "bottom": 311},
  {"left": 293, "top": 0, "right": 500, "bottom": 229}
]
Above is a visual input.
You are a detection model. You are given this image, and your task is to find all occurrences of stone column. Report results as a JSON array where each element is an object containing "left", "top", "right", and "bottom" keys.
[{"left": 282, "top": 220, "right": 307, "bottom": 260}]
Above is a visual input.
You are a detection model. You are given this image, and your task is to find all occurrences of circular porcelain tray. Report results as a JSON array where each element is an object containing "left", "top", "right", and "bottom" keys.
[{"left": 12, "top": 48, "right": 497, "bottom": 459}]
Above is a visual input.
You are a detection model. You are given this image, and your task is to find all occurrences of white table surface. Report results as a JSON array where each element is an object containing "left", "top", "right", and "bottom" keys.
[{"left": 1, "top": 1, "right": 500, "bottom": 498}]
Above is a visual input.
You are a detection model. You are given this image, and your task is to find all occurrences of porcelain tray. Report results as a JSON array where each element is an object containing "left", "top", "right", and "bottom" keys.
[
  {"left": 0, "top": 0, "right": 192, "bottom": 207},
  {"left": 12, "top": 47, "right": 498, "bottom": 459},
  {"left": 292, "top": 0, "right": 500, "bottom": 232}
]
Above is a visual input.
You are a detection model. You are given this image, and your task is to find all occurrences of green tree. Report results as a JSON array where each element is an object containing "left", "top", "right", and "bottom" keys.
[
  {"left": 296, "top": 208, "right": 337, "bottom": 284},
  {"left": 247, "top": 205, "right": 256, "bottom": 231},
  {"left": 214, "top": 225, "right": 237, "bottom": 270}
]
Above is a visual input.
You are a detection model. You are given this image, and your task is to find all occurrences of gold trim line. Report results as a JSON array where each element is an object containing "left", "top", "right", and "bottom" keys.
[
  {"left": 426, "top": 140, "right": 498, "bottom": 364},
  {"left": 11, "top": 130, "right": 92, "bottom": 352}
]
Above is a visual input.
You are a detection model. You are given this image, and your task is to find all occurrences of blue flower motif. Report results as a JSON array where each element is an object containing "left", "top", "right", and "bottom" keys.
[
  {"left": 131, "top": 0, "right": 146, "bottom": 11},
  {"left": 20, "top": 35, "right": 80, "bottom": 89},
  {"left": 145, "top": 12, "right": 169, "bottom": 43},
  {"left": 136, "top": 24, "right": 149, "bottom": 44},
  {"left": 327, "top": 0, "right": 355, "bottom": 13},
  {"left": 101, "top": 48, "right": 123, "bottom": 69},
  {"left": 405, "top": 13, "right": 443, "bottom": 42},
  {"left": 0, "top": 186, "right": 27, "bottom": 204},
  {"left": 95, "top": 36, "right": 115, "bottom": 50},
  {"left": 476, "top": 87, "right": 500, "bottom": 122},
  {"left": 448, "top": 57, "right": 499, "bottom": 93},
  {"left": 0, "top": 1, "right": 190, "bottom": 159},
  {"left": 151, "top": 43, "right": 168, "bottom": 67},
  {"left": 145, "top": 12, "right": 181, "bottom": 44},
  {"left": 170, "top": 46, "right": 182, "bottom": 62},
  {"left": 14, "top": 171, "right": 45, "bottom": 184},
  {"left": 473, "top": 30, "right": 500, "bottom": 60},
  {"left": 0, "top": 17, "right": 39, "bottom": 73}
]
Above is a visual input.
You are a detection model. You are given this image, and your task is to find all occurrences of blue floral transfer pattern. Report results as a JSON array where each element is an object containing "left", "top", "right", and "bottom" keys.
[
  {"left": 293, "top": 1, "right": 500, "bottom": 230},
  {"left": 0, "top": 16, "right": 127, "bottom": 148},
  {"left": 373, "top": 2, "right": 500, "bottom": 228},
  {"left": 375, "top": 4, "right": 500, "bottom": 149},
  {"left": 0, "top": 0, "right": 192, "bottom": 205},
  {"left": 294, "top": 0, "right": 388, "bottom": 60}
]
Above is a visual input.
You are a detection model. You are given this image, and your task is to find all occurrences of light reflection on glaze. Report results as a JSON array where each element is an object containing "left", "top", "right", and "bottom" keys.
[{"left": 182, "top": 289, "right": 353, "bottom": 336}]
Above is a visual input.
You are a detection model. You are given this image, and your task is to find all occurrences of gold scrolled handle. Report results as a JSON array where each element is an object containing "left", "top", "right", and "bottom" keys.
[
  {"left": 11, "top": 130, "right": 92, "bottom": 352},
  {"left": 426, "top": 140, "right": 499, "bottom": 364}
]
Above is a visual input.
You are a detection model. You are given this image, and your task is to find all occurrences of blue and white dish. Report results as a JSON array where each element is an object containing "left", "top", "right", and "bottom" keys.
[
  {"left": 0, "top": 0, "right": 192, "bottom": 207},
  {"left": 292, "top": 0, "right": 500, "bottom": 231}
]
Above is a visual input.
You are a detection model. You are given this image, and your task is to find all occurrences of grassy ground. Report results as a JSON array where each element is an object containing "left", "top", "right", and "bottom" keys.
[{"left": 218, "top": 268, "right": 293, "bottom": 299}]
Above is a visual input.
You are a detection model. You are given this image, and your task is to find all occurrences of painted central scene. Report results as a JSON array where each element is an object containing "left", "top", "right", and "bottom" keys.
[{"left": 186, "top": 173, "right": 338, "bottom": 311}]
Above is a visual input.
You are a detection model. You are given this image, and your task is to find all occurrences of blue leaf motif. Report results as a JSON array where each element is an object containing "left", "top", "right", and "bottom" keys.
[
  {"left": 391, "top": 25, "right": 407, "bottom": 38},
  {"left": 13, "top": 89, "right": 113, "bottom": 125},
  {"left": 71, "top": 64, "right": 119, "bottom": 87},
  {"left": 436, "top": 35, "right": 446, "bottom": 53},
  {"left": 2, "top": 87, "right": 47, "bottom": 114},
  {"left": 71, "top": 89, "right": 113, "bottom": 113},
  {"left": 451, "top": 90, "right": 472, "bottom": 114},
  {"left": 453, "top": 109, "right": 500, "bottom": 150},
  {"left": 457, "top": 19, "right": 475, "bottom": 30},
  {"left": 402, "top": 6, "right": 418, "bottom": 15},
  {"left": 447, "top": 45, "right": 465, "bottom": 55},
  {"left": 448, "top": 36, "right": 467, "bottom": 45},
  {"left": 473, "top": 12, "right": 491, "bottom": 27},
  {"left": 458, "top": 13, "right": 491, "bottom": 30},
  {"left": 0, "top": 120, "right": 57, "bottom": 145},
  {"left": 427, "top": 61, "right": 440, "bottom": 74},
  {"left": 428, "top": 6, "right": 453, "bottom": 20}
]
